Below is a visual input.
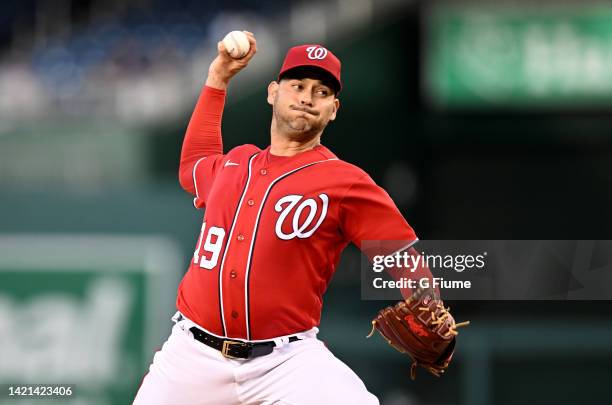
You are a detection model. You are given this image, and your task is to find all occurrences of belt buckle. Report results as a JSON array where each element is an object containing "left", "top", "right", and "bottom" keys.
[{"left": 221, "top": 340, "right": 244, "bottom": 359}]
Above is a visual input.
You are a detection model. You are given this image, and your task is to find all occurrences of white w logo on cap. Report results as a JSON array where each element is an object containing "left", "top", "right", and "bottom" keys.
[{"left": 306, "top": 46, "right": 328, "bottom": 60}]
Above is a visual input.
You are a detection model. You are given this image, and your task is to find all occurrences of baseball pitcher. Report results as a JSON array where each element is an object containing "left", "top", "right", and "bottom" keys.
[{"left": 133, "top": 31, "right": 466, "bottom": 405}]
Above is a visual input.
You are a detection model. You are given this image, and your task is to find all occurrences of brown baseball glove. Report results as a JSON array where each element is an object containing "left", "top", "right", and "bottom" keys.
[{"left": 367, "top": 287, "right": 469, "bottom": 379}]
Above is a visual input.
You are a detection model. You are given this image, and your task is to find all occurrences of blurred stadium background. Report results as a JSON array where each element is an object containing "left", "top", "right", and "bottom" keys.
[{"left": 1, "top": 0, "right": 612, "bottom": 404}]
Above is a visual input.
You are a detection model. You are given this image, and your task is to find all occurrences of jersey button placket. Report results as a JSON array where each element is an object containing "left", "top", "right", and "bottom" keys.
[{"left": 224, "top": 158, "right": 268, "bottom": 338}]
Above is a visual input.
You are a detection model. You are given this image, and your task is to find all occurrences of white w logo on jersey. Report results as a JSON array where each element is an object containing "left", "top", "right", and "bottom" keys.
[{"left": 274, "top": 194, "right": 329, "bottom": 240}]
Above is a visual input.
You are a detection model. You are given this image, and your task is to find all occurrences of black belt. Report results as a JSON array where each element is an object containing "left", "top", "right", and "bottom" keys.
[{"left": 189, "top": 326, "right": 300, "bottom": 359}]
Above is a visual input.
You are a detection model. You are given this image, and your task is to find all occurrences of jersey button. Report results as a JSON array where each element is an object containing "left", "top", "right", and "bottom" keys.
[
  {"left": 231, "top": 311, "right": 239, "bottom": 319},
  {"left": 260, "top": 169, "right": 267, "bottom": 175},
  {"left": 230, "top": 270, "right": 237, "bottom": 279},
  {"left": 247, "top": 199, "right": 255, "bottom": 206},
  {"left": 237, "top": 234, "right": 245, "bottom": 242}
]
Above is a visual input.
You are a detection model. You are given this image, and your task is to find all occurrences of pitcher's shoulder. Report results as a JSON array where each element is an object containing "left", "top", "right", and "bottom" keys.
[
  {"left": 226, "top": 144, "right": 262, "bottom": 159},
  {"left": 324, "top": 158, "right": 371, "bottom": 182}
]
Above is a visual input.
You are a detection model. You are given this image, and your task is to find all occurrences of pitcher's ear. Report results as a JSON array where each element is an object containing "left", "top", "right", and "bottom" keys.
[
  {"left": 267, "top": 81, "right": 279, "bottom": 105},
  {"left": 330, "top": 98, "right": 340, "bottom": 121}
]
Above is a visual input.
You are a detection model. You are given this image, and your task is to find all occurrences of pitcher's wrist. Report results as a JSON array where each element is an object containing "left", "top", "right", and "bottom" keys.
[{"left": 205, "top": 73, "right": 230, "bottom": 90}]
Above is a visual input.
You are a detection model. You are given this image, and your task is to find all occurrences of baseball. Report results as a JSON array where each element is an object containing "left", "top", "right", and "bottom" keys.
[{"left": 222, "top": 30, "right": 250, "bottom": 59}]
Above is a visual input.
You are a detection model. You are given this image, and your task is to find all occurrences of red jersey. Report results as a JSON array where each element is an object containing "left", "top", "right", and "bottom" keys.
[{"left": 176, "top": 86, "right": 417, "bottom": 340}]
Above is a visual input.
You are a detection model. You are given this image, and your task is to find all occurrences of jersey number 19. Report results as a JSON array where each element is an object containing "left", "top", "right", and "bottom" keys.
[{"left": 193, "top": 222, "right": 226, "bottom": 270}]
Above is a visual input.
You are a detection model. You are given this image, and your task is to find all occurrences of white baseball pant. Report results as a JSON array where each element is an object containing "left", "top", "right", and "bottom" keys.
[{"left": 133, "top": 313, "right": 379, "bottom": 405}]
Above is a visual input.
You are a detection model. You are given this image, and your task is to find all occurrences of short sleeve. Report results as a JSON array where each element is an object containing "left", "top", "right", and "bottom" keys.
[
  {"left": 192, "top": 154, "right": 225, "bottom": 209},
  {"left": 339, "top": 174, "right": 418, "bottom": 259}
]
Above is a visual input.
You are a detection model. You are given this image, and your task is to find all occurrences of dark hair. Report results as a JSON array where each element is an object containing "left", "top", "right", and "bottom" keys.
[{"left": 279, "top": 66, "right": 340, "bottom": 95}]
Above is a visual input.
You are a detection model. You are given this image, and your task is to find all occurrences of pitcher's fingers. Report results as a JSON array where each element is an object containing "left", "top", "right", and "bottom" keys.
[
  {"left": 244, "top": 32, "right": 257, "bottom": 51},
  {"left": 242, "top": 37, "right": 257, "bottom": 60},
  {"left": 218, "top": 40, "right": 231, "bottom": 57}
]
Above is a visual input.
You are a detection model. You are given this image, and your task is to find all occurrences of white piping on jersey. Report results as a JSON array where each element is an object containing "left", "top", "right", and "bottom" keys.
[
  {"left": 389, "top": 238, "right": 420, "bottom": 257},
  {"left": 243, "top": 157, "right": 339, "bottom": 340},
  {"left": 192, "top": 157, "right": 207, "bottom": 208},
  {"left": 217, "top": 152, "right": 259, "bottom": 336}
]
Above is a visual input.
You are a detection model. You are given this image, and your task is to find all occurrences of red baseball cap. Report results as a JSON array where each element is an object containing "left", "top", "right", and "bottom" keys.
[{"left": 278, "top": 44, "right": 342, "bottom": 92}]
